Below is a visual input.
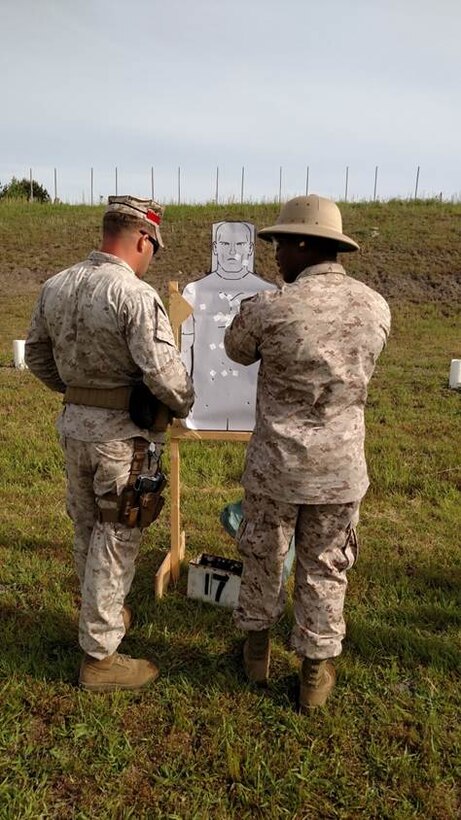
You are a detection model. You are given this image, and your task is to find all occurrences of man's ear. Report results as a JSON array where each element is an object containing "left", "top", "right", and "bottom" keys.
[{"left": 136, "top": 233, "right": 147, "bottom": 253}]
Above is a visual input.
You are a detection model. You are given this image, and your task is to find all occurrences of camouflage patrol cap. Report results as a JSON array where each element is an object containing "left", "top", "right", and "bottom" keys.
[{"left": 106, "top": 195, "right": 165, "bottom": 247}]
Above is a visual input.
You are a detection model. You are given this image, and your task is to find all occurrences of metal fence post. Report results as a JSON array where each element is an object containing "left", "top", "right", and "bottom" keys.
[
  {"left": 414, "top": 166, "right": 420, "bottom": 199},
  {"left": 373, "top": 166, "right": 379, "bottom": 201}
]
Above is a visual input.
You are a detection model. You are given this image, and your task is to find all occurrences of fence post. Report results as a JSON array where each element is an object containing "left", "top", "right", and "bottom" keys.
[
  {"left": 305, "top": 165, "right": 309, "bottom": 196},
  {"left": 279, "top": 166, "right": 282, "bottom": 204},
  {"left": 373, "top": 166, "right": 379, "bottom": 201},
  {"left": 414, "top": 166, "right": 420, "bottom": 200},
  {"left": 54, "top": 168, "right": 58, "bottom": 203},
  {"left": 115, "top": 166, "right": 118, "bottom": 196},
  {"left": 344, "top": 166, "right": 349, "bottom": 202},
  {"left": 29, "top": 168, "right": 33, "bottom": 202},
  {"left": 178, "top": 166, "right": 181, "bottom": 205},
  {"left": 151, "top": 166, "right": 155, "bottom": 199},
  {"left": 90, "top": 167, "right": 94, "bottom": 206},
  {"left": 215, "top": 166, "right": 219, "bottom": 204},
  {"left": 240, "top": 166, "right": 245, "bottom": 204}
]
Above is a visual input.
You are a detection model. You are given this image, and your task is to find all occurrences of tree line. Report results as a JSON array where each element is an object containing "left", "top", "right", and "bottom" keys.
[{"left": 0, "top": 176, "right": 51, "bottom": 202}]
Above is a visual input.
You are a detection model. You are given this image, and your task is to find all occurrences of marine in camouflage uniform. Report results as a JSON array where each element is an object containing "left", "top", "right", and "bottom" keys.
[
  {"left": 224, "top": 195, "right": 391, "bottom": 709},
  {"left": 25, "top": 196, "right": 194, "bottom": 691}
]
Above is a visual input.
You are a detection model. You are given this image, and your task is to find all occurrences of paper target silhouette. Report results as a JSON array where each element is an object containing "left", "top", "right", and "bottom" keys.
[{"left": 181, "top": 221, "right": 276, "bottom": 430}]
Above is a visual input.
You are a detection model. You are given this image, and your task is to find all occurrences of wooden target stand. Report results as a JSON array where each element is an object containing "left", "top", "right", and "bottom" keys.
[{"left": 154, "top": 282, "right": 251, "bottom": 598}]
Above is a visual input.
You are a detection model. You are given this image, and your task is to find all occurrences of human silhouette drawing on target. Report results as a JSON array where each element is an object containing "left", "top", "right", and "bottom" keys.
[{"left": 181, "top": 221, "right": 276, "bottom": 431}]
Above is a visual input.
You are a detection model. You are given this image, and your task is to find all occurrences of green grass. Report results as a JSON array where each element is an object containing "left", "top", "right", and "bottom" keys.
[{"left": 0, "top": 203, "right": 460, "bottom": 818}]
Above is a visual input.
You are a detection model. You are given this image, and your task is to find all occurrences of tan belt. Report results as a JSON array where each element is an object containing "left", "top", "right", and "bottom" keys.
[
  {"left": 64, "top": 384, "right": 172, "bottom": 433},
  {"left": 64, "top": 386, "right": 132, "bottom": 410}
]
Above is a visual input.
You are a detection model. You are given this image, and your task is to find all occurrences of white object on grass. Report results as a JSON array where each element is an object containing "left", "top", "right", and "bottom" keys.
[
  {"left": 13, "top": 340, "right": 28, "bottom": 370},
  {"left": 448, "top": 359, "right": 461, "bottom": 389}
]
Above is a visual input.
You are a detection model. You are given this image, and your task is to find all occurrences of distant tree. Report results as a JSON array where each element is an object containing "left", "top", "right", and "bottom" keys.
[{"left": 0, "top": 176, "right": 51, "bottom": 202}]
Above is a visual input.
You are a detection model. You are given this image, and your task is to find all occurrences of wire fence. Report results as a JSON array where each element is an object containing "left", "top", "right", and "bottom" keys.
[{"left": 0, "top": 164, "right": 455, "bottom": 206}]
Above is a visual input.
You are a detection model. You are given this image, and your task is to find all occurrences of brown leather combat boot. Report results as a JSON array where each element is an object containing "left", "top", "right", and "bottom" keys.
[
  {"left": 299, "top": 658, "right": 336, "bottom": 711},
  {"left": 242, "top": 629, "right": 270, "bottom": 684},
  {"left": 122, "top": 604, "right": 133, "bottom": 632},
  {"left": 79, "top": 652, "right": 159, "bottom": 693}
]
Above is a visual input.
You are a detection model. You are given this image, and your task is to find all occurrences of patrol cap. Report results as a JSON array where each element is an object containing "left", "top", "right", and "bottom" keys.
[
  {"left": 106, "top": 195, "right": 165, "bottom": 247},
  {"left": 258, "top": 195, "right": 359, "bottom": 253}
]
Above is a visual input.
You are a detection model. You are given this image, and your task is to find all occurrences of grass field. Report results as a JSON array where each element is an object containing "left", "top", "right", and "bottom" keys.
[{"left": 0, "top": 201, "right": 460, "bottom": 819}]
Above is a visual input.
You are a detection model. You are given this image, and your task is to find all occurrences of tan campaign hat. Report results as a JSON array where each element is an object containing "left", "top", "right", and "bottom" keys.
[
  {"left": 258, "top": 194, "right": 359, "bottom": 252},
  {"left": 106, "top": 196, "right": 165, "bottom": 247}
]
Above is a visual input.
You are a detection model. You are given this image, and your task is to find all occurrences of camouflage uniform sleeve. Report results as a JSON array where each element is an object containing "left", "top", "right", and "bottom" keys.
[
  {"left": 123, "top": 290, "right": 194, "bottom": 418},
  {"left": 25, "top": 290, "right": 66, "bottom": 393},
  {"left": 224, "top": 294, "right": 262, "bottom": 365}
]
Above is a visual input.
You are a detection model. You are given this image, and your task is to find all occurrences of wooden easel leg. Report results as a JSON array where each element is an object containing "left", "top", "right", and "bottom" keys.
[
  {"left": 154, "top": 436, "right": 185, "bottom": 598},
  {"left": 154, "top": 506, "right": 186, "bottom": 598},
  {"left": 170, "top": 437, "right": 182, "bottom": 582},
  {"left": 154, "top": 531, "right": 186, "bottom": 598},
  {"left": 154, "top": 551, "right": 171, "bottom": 599}
]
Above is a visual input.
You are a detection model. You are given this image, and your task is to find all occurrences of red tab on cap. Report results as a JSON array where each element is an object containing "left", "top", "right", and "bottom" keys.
[{"left": 146, "top": 209, "right": 161, "bottom": 225}]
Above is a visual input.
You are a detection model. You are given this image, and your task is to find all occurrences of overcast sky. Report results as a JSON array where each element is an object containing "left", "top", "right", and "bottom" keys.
[{"left": 1, "top": 0, "right": 460, "bottom": 204}]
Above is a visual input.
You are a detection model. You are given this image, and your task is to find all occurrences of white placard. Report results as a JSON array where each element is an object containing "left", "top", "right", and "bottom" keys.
[{"left": 187, "top": 554, "right": 243, "bottom": 609}]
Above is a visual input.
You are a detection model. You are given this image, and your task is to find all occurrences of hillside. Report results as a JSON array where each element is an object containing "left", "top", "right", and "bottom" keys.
[{"left": 1, "top": 200, "right": 461, "bottom": 309}]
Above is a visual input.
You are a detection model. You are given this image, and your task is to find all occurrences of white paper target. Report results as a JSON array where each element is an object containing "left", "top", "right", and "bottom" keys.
[{"left": 181, "top": 221, "right": 276, "bottom": 431}]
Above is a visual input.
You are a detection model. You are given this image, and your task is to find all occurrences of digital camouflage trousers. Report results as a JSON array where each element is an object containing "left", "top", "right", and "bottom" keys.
[
  {"left": 234, "top": 491, "right": 360, "bottom": 660},
  {"left": 63, "top": 437, "right": 159, "bottom": 659}
]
